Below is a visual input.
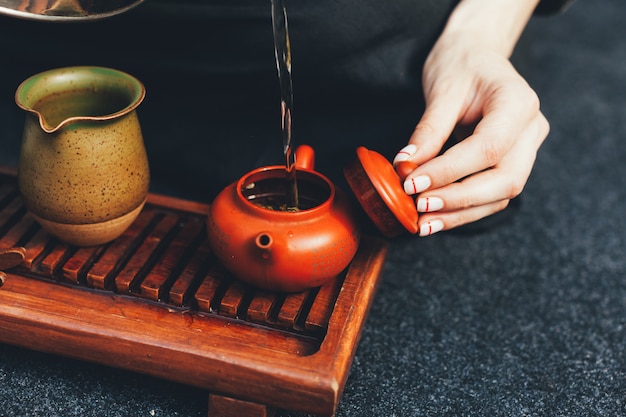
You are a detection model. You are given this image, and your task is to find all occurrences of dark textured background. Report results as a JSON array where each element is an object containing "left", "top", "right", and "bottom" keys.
[{"left": 1, "top": 0, "right": 625, "bottom": 416}]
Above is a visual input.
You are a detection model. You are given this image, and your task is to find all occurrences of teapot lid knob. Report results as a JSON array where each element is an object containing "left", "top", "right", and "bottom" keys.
[{"left": 343, "top": 147, "right": 418, "bottom": 238}]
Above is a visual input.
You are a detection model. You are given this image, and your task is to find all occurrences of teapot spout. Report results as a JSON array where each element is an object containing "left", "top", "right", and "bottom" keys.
[{"left": 255, "top": 233, "right": 273, "bottom": 259}]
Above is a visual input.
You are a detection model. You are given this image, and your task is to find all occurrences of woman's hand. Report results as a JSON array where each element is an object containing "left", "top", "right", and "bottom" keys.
[{"left": 393, "top": 0, "right": 550, "bottom": 236}]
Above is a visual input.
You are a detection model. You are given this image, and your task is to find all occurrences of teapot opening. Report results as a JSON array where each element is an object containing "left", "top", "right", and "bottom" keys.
[{"left": 241, "top": 170, "right": 332, "bottom": 212}]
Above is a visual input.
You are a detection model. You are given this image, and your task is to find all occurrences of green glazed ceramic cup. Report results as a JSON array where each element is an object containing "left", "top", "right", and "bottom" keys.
[{"left": 15, "top": 66, "right": 150, "bottom": 246}]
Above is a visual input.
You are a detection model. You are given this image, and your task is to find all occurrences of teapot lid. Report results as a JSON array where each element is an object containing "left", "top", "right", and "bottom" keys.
[{"left": 344, "top": 147, "right": 418, "bottom": 238}]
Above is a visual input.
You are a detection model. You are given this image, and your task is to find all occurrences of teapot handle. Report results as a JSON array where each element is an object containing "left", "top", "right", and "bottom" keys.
[{"left": 295, "top": 145, "right": 315, "bottom": 170}]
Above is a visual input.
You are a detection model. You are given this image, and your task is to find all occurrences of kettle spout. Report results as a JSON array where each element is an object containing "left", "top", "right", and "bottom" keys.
[{"left": 255, "top": 232, "right": 273, "bottom": 260}]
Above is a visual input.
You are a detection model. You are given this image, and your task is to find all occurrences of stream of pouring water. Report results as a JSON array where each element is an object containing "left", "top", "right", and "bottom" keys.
[{"left": 271, "top": 0, "right": 299, "bottom": 210}]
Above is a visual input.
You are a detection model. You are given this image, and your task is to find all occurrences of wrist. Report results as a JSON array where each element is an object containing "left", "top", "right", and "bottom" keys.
[{"left": 442, "top": 0, "right": 540, "bottom": 57}]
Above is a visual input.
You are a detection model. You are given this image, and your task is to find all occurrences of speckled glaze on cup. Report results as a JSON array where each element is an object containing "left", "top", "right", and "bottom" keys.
[{"left": 15, "top": 66, "right": 149, "bottom": 246}]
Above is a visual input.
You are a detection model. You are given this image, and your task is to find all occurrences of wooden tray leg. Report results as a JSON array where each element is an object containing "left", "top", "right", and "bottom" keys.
[{"left": 208, "top": 393, "right": 277, "bottom": 417}]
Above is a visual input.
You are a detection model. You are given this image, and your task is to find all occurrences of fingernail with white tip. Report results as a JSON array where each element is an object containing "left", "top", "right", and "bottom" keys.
[
  {"left": 403, "top": 175, "right": 431, "bottom": 195},
  {"left": 393, "top": 144, "right": 417, "bottom": 164},
  {"left": 419, "top": 220, "right": 444, "bottom": 237},
  {"left": 417, "top": 197, "right": 444, "bottom": 212}
]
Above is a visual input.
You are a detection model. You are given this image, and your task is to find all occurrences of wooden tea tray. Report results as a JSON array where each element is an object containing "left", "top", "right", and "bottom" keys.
[{"left": 0, "top": 167, "right": 387, "bottom": 417}]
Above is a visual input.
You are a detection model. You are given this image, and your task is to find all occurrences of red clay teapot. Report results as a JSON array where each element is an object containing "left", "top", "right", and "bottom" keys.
[{"left": 207, "top": 145, "right": 361, "bottom": 293}]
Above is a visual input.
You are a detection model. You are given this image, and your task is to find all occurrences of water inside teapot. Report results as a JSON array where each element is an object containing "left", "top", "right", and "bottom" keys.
[{"left": 243, "top": 175, "right": 331, "bottom": 212}]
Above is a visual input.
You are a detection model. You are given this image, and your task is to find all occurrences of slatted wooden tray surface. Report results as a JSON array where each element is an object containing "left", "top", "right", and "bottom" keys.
[
  {"left": 0, "top": 174, "right": 341, "bottom": 342},
  {"left": 0, "top": 167, "right": 388, "bottom": 416}
]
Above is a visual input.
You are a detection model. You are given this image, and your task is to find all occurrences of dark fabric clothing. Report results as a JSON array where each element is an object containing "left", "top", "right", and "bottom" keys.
[
  {"left": 0, "top": 0, "right": 459, "bottom": 199},
  {"left": 0, "top": 0, "right": 570, "bottom": 200},
  {"left": 536, "top": 0, "right": 575, "bottom": 15},
  {"left": 0, "top": 0, "right": 461, "bottom": 104}
]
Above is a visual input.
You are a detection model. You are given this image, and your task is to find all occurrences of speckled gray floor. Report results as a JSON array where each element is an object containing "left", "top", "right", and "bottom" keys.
[{"left": 1, "top": 0, "right": 625, "bottom": 416}]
